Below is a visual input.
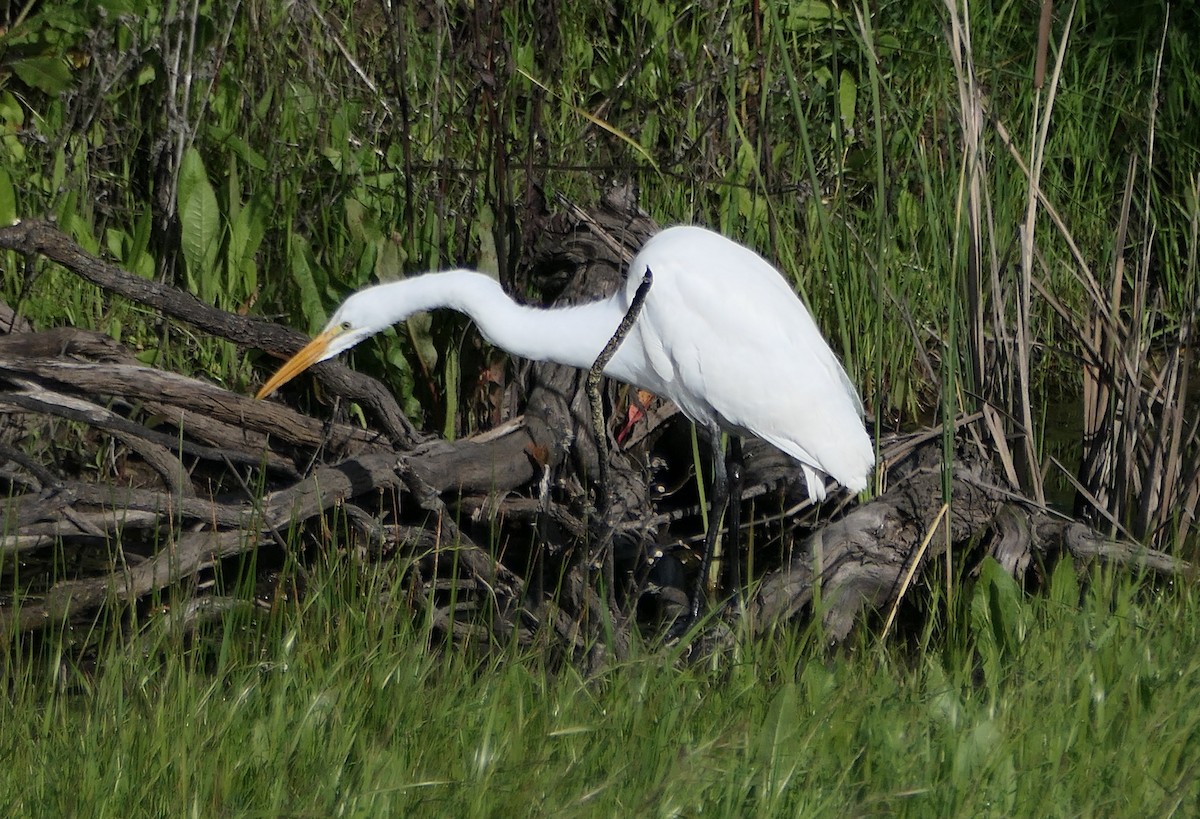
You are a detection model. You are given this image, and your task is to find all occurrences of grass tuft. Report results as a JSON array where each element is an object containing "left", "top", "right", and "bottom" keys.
[{"left": 3, "top": 556, "right": 1200, "bottom": 814}]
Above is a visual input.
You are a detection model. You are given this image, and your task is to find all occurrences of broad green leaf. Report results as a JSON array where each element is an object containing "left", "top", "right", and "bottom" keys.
[
  {"left": 230, "top": 192, "right": 267, "bottom": 301},
  {"left": 353, "top": 240, "right": 377, "bottom": 288},
  {"left": 799, "top": 657, "right": 835, "bottom": 704},
  {"left": 51, "top": 147, "right": 66, "bottom": 192},
  {"left": 128, "top": 209, "right": 156, "bottom": 279},
  {"left": 374, "top": 233, "right": 407, "bottom": 281},
  {"left": 226, "top": 155, "right": 241, "bottom": 225},
  {"left": 952, "top": 719, "right": 1004, "bottom": 781},
  {"left": 641, "top": 110, "right": 659, "bottom": 149},
  {"left": 0, "top": 92, "right": 24, "bottom": 127},
  {"left": 288, "top": 232, "right": 326, "bottom": 333},
  {"left": 237, "top": 260, "right": 258, "bottom": 308},
  {"left": 177, "top": 147, "right": 221, "bottom": 302},
  {"left": 105, "top": 227, "right": 129, "bottom": 262},
  {"left": 786, "top": 0, "right": 832, "bottom": 26},
  {"left": 971, "top": 557, "right": 1028, "bottom": 694},
  {"left": 97, "top": 0, "right": 141, "bottom": 12},
  {"left": 838, "top": 69, "right": 857, "bottom": 135},
  {"left": 1, "top": 135, "right": 26, "bottom": 163},
  {"left": 896, "top": 188, "right": 919, "bottom": 239},
  {"left": 383, "top": 344, "right": 421, "bottom": 418},
  {"left": 135, "top": 63, "right": 156, "bottom": 86},
  {"left": 406, "top": 310, "right": 437, "bottom": 372},
  {"left": 322, "top": 146, "right": 344, "bottom": 172},
  {"left": 0, "top": 166, "right": 15, "bottom": 226},
  {"left": 344, "top": 198, "right": 369, "bottom": 243},
  {"left": 925, "top": 663, "right": 963, "bottom": 730},
  {"left": 361, "top": 171, "right": 396, "bottom": 191},
  {"left": 11, "top": 56, "right": 72, "bottom": 94},
  {"left": 225, "top": 156, "right": 246, "bottom": 295}
]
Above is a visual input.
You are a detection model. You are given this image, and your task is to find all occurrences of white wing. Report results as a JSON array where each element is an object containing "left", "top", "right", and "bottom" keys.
[{"left": 621, "top": 226, "right": 873, "bottom": 498}]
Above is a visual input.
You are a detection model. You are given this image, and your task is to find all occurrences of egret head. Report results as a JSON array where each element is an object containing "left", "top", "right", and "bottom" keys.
[{"left": 254, "top": 290, "right": 392, "bottom": 400}]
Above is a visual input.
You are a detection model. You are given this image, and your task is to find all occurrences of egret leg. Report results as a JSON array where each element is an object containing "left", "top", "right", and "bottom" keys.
[
  {"left": 669, "top": 434, "right": 743, "bottom": 638},
  {"left": 662, "top": 427, "right": 727, "bottom": 636},
  {"left": 689, "top": 440, "right": 729, "bottom": 622},
  {"left": 725, "top": 436, "right": 744, "bottom": 601}
]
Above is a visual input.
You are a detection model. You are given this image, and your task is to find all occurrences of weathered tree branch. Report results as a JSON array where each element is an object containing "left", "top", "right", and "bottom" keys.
[{"left": 0, "top": 219, "right": 421, "bottom": 446}]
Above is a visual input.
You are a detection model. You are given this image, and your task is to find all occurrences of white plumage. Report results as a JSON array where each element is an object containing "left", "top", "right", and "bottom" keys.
[{"left": 257, "top": 225, "right": 874, "bottom": 501}]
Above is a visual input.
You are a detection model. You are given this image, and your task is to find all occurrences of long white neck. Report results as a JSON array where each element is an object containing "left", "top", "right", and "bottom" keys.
[{"left": 350, "top": 270, "right": 629, "bottom": 373}]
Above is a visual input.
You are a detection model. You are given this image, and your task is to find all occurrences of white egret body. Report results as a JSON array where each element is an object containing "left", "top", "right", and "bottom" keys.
[{"left": 257, "top": 225, "right": 874, "bottom": 501}]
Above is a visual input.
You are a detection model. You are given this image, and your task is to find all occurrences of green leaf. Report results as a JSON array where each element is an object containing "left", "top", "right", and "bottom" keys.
[
  {"left": 105, "top": 227, "right": 129, "bottom": 262},
  {"left": 952, "top": 718, "right": 1005, "bottom": 781},
  {"left": 754, "top": 683, "right": 801, "bottom": 800},
  {"left": 128, "top": 209, "right": 156, "bottom": 279},
  {"left": 288, "top": 232, "right": 326, "bottom": 333},
  {"left": 473, "top": 204, "right": 499, "bottom": 279},
  {"left": 0, "top": 166, "right": 15, "bottom": 227},
  {"left": 56, "top": 190, "right": 98, "bottom": 254},
  {"left": 1048, "top": 559, "right": 1080, "bottom": 607},
  {"left": 971, "top": 558, "right": 1028, "bottom": 693},
  {"left": 209, "top": 125, "right": 268, "bottom": 171},
  {"left": 344, "top": 198, "right": 370, "bottom": 244},
  {"left": 135, "top": 63, "right": 156, "bottom": 86},
  {"left": 10, "top": 56, "right": 72, "bottom": 95},
  {"left": 51, "top": 147, "right": 66, "bottom": 192},
  {"left": 974, "top": 558, "right": 1025, "bottom": 652},
  {"left": 838, "top": 69, "right": 857, "bottom": 135},
  {"left": 229, "top": 192, "right": 268, "bottom": 301},
  {"left": 406, "top": 310, "right": 437, "bottom": 373},
  {"left": 97, "top": 1, "right": 142, "bottom": 17},
  {"left": 374, "top": 233, "right": 407, "bottom": 281},
  {"left": 383, "top": 343, "right": 421, "bottom": 418},
  {"left": 177, "top": 147, "right": 221, "bottom": 303},
  {"left": 0, "top": 91, "right": 24, "bottom": 127},
  {"left": 787, "top": 0, "right": 832, "bottom": 22}
]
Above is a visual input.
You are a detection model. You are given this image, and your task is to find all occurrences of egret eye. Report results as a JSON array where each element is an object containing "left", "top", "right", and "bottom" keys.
[{"left": 339, "top": 321, "right": 352, "bottom": 332}]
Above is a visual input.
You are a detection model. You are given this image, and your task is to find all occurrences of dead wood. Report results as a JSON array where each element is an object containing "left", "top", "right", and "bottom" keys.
[
  {"left": 2, "top": 451, "right": 407, "bottom": 632},
  {"left": 749, "top": 439, "right": 1190, "bottom": 644},
  {"left": 0, "top": 219, "right": 421, "bottom": 447},
  {"left": 0, "top": 194, "right": 1188, "bottom": 663}
]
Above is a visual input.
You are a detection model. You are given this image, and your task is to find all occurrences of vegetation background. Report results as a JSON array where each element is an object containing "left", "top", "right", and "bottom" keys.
[{"left": 1, "top": 0, "right": 1199, "bottom": 814}]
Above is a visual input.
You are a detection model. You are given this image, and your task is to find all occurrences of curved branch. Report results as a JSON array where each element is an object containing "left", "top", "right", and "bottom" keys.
[{"left": 0, "top": 219, "right": 420, "bottom": 446}]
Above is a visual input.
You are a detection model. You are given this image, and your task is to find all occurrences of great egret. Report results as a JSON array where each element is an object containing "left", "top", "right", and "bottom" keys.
[{"left": 257, "top": 225, "right": 875, "bottom": 619}]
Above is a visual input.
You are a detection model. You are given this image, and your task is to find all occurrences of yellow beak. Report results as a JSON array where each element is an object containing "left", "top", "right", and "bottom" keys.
[{"left": 255, "top": 327, "right": 341, "bottom": 400}]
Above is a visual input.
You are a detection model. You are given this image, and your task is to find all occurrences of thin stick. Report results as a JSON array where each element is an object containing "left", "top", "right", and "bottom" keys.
[
  {"left": 1034, "top": 0, "right": 1053, "bottom": 90},
  {"left": 880, "top": 503, "right": 949, "bottom": 641}
]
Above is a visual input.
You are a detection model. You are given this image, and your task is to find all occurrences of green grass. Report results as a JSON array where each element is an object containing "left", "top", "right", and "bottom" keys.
[{"left": 2, "top": 558, "right": 1198, "bottom": 816}]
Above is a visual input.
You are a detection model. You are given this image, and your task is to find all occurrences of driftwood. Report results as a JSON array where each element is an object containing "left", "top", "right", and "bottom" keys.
[
  {"left": 750, "top": 436, "right": 1190, "bottom": 644},
  {"left": 0, "top": 193, "right": 1187, "bottom": 662}
]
